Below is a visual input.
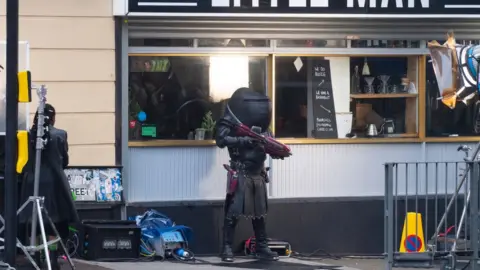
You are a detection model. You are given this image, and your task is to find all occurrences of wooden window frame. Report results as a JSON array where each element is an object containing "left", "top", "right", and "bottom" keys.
[{"left": 127, "top": 53, "right": 478, "bottom": 148}]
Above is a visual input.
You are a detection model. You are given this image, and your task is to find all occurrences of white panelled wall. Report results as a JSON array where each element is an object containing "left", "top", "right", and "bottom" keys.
[{"left": 127, "top": 142, "right": 477, "bottom": 203}]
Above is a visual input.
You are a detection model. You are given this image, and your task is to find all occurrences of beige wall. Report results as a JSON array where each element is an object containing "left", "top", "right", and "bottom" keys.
[{"left": 0, "top": 0, "right": 116, "bottom": 165}]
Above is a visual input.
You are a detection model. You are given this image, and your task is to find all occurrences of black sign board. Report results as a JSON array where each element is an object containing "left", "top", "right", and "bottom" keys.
[
  {"left": 308, "top": 59, "right": 337, "bottom": 139},
  {"left": 128, "top": 0, "right": 480, "bottom": 16}
]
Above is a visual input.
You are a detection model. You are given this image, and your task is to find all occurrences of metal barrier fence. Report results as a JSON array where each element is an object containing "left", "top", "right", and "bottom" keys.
[{"left": 384, "top": 161, "right": 480, "bottom": 270}]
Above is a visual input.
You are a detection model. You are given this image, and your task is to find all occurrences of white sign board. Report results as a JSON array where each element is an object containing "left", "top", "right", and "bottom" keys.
[
  {"left": 65, "top": 167, "right": 123, "bottom": 202},
  {"left": 0, "top": 41, "right": 30, "bottom": 134},
  {"left": 71, "top": 184, "right": 96, "bottom": 201}
]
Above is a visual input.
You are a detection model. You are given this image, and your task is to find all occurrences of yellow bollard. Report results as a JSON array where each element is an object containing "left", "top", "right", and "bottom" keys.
[
  {"left": 399, "top": 212, "right": 426, "bottom": 253},
  {"left": 16, "top": 130, "right": 28, "bottom": 173}
]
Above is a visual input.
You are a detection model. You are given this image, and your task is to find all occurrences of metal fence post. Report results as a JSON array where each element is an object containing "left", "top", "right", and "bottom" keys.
[
  {"left": 469, "top": 161, "right": 479, "bottom": 270},
  {"left": 385, "top": 163, "right": 395, "bottom": 270}
]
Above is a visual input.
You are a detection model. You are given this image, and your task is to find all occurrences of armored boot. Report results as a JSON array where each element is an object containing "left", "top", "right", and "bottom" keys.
[
  {"left": 252, "top": 218, "right": 278, "bottom": 261},
  {"left": 221, "top": 217, "right": 237, "bottom": 262}
]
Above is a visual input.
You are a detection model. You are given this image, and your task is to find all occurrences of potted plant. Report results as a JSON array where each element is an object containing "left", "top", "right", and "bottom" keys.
[{"left": 200, "top": 111, "right": 216, "bottom": 140}]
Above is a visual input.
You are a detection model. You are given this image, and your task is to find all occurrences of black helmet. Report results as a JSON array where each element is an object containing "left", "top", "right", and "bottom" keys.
[{"left": 225, "top": 87, "right": 271, "bottom": 132}]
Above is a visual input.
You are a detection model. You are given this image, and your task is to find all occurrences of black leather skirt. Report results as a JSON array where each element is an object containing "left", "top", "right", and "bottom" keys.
[{"left": 226, "top": 168, "right": 268, "bottom": 219}]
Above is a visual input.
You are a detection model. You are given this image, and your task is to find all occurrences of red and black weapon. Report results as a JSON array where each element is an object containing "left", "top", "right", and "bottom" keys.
[{"left": 234, "top": 124, "right": 292, "bottom": 158}]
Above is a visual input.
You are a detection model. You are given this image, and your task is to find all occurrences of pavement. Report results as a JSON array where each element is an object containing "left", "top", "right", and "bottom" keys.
[
  {"left": 14, "top": 258, "right": 112, "bottom": 270},
  {"left": 75, "top": 256, "right": 439, "bottom": 270},
  {"left": 9, "top": 255, "right": 441, "bottom": 270},
  {"left": 78, "top": 256, "right": 357, "bottom": 270}
]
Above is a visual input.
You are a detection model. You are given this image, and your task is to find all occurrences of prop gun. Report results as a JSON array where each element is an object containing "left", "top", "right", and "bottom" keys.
[
  {"left": 234, "top": 124, "right": 291, "bottom": 158},
  {"left": 225, "top": 104, "right": 292, "bottom": 158}
]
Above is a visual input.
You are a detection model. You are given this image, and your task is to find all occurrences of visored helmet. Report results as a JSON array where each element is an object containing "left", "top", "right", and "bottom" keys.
[{"left": 225, "top": 87, "right": 271, "bottom": 132}]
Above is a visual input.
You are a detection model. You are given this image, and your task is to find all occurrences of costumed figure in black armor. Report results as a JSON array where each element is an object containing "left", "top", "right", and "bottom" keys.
[{"left": 216, "top": 88, "right": 291, "bottom": 262}]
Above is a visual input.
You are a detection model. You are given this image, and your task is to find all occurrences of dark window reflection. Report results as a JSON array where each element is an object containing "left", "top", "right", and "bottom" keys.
[
  {"left": 350, "top": 40, "right": 421, "bottom": 48},
  {"left": 128, "top": 56, "right": 266, "bottom": 141},
  {"left": 275, "top": 57, "right": 308, "bottom": 138},
  {"left": 276, "top": 39, "right": 346, "bottom": 48},
  {"left": 129, "top": 38, "right": 194, "bottom": 47},
  {"left": 426, "top": 56, "right": 479, "bottom": 137},
  {"left": 197, "top": 39, "right": 270, "bottom": 47}
]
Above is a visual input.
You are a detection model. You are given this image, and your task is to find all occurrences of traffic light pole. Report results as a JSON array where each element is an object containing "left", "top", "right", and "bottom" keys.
[{"left": 4, "top": 0, "right": 19, "bottom": 266}]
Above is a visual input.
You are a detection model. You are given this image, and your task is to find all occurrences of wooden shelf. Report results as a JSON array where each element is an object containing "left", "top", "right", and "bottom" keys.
[
  {"left": 129, "top": 140, "right": 216, "bottom": 147},
  {"left": 350, "top": 93, "right": 418, "bottom": 99},
  {"left": 127, "top": 135, "right": 480, "bottom": 148},
  {"left": 128, "top": 136, "right": 421, "bottom": 147}
]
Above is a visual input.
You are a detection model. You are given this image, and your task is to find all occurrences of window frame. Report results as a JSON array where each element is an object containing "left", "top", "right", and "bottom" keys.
[
  {"left": 127, "top": 53, "right": 270, "bottom": 145},
  {"left": 127, "top": 40, "right": 478, "bottom": 147},
  {"left": 272, "top": 54, "right": 423, "bottom": 142}
]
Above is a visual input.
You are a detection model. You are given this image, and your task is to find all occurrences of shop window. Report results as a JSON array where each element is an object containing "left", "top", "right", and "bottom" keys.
[
  {"left": 197, "top": 39, "right": 270, "bottom": 47},
  {"left": 350, "top": 40, "right": 423, "bottom": 48},
  {"left": 274, "top": 56, "right": 418, "bottom": 139},
  {"left": 276, "top": 39, "right": 346, "bottom": 48},
  {"left": 128, "top": 55, "right": 267, "bottom": 141},
  {"left": 129, "top": 38, "right": 194, "bottom": 47},
  {"left": 274, "top": 57, "right": 309, "bottom": 138},
  {"left": 349, "top": 57, "right": 418, "bottom": 138},
  {"left": 425, "top": 53, "right": 480, "bottom": 137}
]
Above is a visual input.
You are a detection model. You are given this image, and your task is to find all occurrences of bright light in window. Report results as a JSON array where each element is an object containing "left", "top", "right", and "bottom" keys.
[{"left": 209, "top": 56, "right": 249, "bottom": 102}]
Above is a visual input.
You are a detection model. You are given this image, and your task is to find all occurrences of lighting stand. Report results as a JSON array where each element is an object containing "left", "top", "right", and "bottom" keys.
[
  {"left": 0, "top": 86, "right": 75, "bottom": 270},
  {"left": 436, "top": 59, "right": 480, "bottom": 253},
  {"left": 432, "top": 142, "right": 480, "bottom": 254}
]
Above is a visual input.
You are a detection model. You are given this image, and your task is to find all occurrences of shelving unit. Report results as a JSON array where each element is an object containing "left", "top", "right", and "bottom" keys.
[{"left": 350, "top": 56, "right": 420, "bottom": 136}]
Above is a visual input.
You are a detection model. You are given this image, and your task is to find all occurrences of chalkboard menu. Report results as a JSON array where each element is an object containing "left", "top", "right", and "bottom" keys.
[{"left": 309, "top": 59, "right": 338, "bottom": 139}]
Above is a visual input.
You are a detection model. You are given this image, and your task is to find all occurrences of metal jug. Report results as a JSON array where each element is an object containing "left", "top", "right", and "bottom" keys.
[
  {"left": 366, "top": 124, "right": 378, "bottom": 137},
  {"left": 381, "top": 119, "right": 395, "bottom": 134}
]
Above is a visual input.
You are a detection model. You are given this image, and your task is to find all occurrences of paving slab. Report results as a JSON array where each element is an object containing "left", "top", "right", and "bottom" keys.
[
  {"left": 13, "top": 258, "right": 112, "bottom": 270},
  {"left": 79, "top": 256, "right": 364, "bottom": 270},
  {"left": 9, "top": 256, "right": 443, "bottom": 270}
]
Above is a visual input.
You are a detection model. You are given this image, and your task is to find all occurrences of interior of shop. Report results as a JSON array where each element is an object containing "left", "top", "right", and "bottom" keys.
[
  {"left": 274, "top": 56, "right": 415, "bottom": 138},
  {"left": 129, "top": 55, "right": 266, "bottom": 140},
  {"left": 127, "top": 38, "right": 480, "bottom": 144}
]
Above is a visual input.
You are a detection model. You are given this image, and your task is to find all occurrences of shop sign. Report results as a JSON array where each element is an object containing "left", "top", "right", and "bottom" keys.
[{"left": 127, "top": 0, "right": 480, "bottom": 16}]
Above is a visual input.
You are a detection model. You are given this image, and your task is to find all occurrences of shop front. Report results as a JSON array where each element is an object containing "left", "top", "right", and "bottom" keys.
[{"left": 115, "top": 0, "right": 480, "bottom": 255}]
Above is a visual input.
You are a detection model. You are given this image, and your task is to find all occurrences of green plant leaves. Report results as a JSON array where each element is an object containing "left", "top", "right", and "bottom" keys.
[{"left": 201, "top": 111, "right": 216, "bottom": 131}]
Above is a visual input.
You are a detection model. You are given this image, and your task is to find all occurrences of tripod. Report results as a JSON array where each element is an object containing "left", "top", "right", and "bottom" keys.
[
  {"left": 0, "top": 86, "right": 75, "bottom": 270},
  {"left": 432, "top": 142, "right": 480, "bottom": 253}
]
